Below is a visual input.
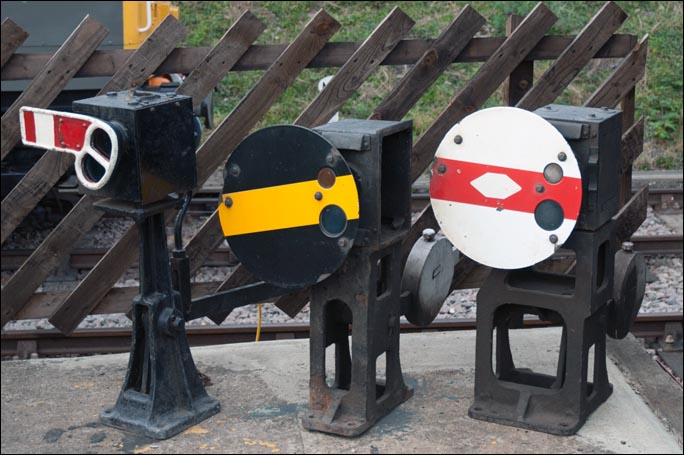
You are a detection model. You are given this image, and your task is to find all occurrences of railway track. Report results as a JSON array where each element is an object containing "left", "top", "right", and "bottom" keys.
[{"left": 2, "top": 313, "right": 681, "bottom": 359}]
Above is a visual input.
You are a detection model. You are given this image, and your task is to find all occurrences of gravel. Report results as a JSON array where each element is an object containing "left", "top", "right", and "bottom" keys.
[{"left": 2, "top": 206, "right": 681, "bottom": 331}]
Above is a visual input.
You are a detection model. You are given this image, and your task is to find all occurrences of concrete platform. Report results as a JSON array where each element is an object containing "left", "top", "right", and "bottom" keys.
[{"left": 2, "top": 329, "right": 682, "bottom": 454}]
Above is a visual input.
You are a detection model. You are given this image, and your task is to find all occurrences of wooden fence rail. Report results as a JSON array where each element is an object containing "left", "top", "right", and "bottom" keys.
[{"left": 1, "top": 1, "right": 647, "bottom": 333}]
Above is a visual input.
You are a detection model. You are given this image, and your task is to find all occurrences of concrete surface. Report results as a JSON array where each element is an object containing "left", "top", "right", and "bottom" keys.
[{"left": 2, "top": 329, "right": 682, "bottom": 454}]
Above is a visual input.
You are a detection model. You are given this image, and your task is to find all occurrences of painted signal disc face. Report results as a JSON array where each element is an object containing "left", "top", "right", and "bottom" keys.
[
  {"left": 429, "top": 107, "right": 582, "bottom": 269},
  {"left": 219, "top": 125, "right": 360, "bottom": 288}
]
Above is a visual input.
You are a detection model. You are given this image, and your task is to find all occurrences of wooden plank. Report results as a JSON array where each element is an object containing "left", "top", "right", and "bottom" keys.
[
  {"left": 585, "top": 35, "right": 648, "bottom": 109},
  {"left": 1, "top": 18, "right": 29, "bottom": 68},
  {"left": 47, "top": 10, "right": 340, "bottom": 334},
  {"left": 16, "top": 282, "right": 223, "bottom": 320},
  {"left": 101, "top": 16, "right": 187, "bottom": 92},
  {"left": 613, "top": 186, "right": 649, "bottom": 244},
  {"left": 1, "top": 34, "right": 637, "bottom": 81},
  {"left": 177, "top": 10, "right": 266, "bottom": 109},
  {"left": 371, "top": 5, "right": 485, "bottom": 121},
  {"left": 504, "top": 15, "right": 533, "bottom": 106},
  {"left": 0, "top": 16, "right": 187, "bottom": 245},
  {"left": 410, "top": 3, "right": 557, "bottom": 183},
  {"left": 1, "top": 199, "right": 103, "bottom": 327},
  {"left": 0, "top": 16, "right": 108, "bottom": 160},
  {"left": 517, "top": 1, "right": 627, "bottom": 110},
  {"left": 269, "top": 289, "right": 310, "bottom": 319},
  {"left": 619, "top": 88, "right": 637, "bottom": 207},
  {"left": 295, "top": 6, "right": 415, "bottom": 127},
  {"left": 621, "top": 116, "right": 645, "bottom": 174},
  {"left": 195, "top": 10, "right": 340, "bottom": 185},
  {"left": 0, "top": 153, "right": 75, "bottom": 246}
]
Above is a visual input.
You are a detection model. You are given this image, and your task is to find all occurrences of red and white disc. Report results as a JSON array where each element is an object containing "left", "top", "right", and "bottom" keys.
[{"left": 429, "top": 107, "right": 582, "bottom": 269}]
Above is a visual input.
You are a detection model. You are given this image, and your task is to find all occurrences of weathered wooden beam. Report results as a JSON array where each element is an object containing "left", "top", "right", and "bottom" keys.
[
  {"left": 1, "top": 15, "right": 108, "bottom": 160},
  {"left": 585, "top": 35, "right": 648, "bottom": 109},
  {"left": 177, "top": 10, "right": 266, "bottom": 109},
  {"left": 517, "top": 1, "right": 627, "bottom": 110},
  {"left": 371, "top": 5, "right": 485, "bottom": 121},
  {"left": 295, "top": 6, "right": 415, "bottom": 127},
  {"left": 504, "top": 15, "right": 533, "bottom": 106},
  {"left": 0, "top": 18, "right": 29, "bottom": 68},
  {"left": 613, "top": 186, "right": 649, "bottom": 244},
  {"left": 621, "top": 116, "right": 645, "bottom": 174},
  {"left": 15, "top": 282, "right": 223, "bottom": 320},
  {"left": 1, "top": 34, "right": 637, "bottom": 81}
]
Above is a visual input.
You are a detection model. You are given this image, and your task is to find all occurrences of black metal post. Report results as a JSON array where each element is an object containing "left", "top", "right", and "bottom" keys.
[{"left": 99, "top": 200, "right": 219, "bottom": 439}]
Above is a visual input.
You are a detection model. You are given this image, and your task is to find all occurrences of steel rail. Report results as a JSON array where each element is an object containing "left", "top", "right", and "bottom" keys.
[{"left": 2, "top": 312, "right": 681, "bottom": 358}]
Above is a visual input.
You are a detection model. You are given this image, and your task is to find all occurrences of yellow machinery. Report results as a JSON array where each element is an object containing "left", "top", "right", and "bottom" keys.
[{"left": 123, "top": 1, "right": 179, "bottom": 49}]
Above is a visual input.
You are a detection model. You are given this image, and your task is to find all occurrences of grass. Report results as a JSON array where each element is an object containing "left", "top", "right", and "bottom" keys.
[{"left": 175, "top": 1, "right": 683, "bottom": 170}]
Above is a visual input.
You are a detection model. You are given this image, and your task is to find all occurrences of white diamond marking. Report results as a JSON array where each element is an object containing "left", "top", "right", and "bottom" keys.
[{"left": 470, "top": 172, "right": 521, "bottom": 199}]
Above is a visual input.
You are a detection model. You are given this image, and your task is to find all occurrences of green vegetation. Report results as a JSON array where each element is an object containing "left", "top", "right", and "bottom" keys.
[{"left": 176, "top": 1, "right": 682, "bottom": 170}]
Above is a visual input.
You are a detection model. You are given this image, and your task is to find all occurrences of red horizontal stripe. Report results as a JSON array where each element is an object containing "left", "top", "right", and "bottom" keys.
[
  {"left": 430, "top": 158, "right": 582, "bottom": 220},
  {"left": 23, "top": 110, "right": 36, "bottom": 143},
  {"left": 54, "top": 115, "right": 90, "bottom": 151}
]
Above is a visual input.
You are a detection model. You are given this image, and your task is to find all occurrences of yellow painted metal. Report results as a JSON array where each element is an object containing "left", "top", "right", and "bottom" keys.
[
  {"left": 219, "top": 175, "right": 359, "bottom": 237},
  {"left": 122, "top": 1, "right": 179, "bottom": 50}
]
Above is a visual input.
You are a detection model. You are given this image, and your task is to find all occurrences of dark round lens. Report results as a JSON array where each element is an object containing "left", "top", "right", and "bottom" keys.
[
  {"left": 543, "top": 163, "right": 563, "bottom": 184},
  {"left": 317, "top": 167, "right": 336, "bottom": 189},
  {"left": 534, "top": 199, "right": 564, "bottom": 231},
  {"left": 319, "top": 205, "right": 347, "bottom": 238}
]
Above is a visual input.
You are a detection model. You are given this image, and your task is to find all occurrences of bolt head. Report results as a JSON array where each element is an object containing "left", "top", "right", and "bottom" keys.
[
  {"left": 536, "top": 184, "right": 545, "bottom": 193},
  {"left": 224, "top": 197, "right": 233, "bottom": 208},
  {"left": 314, "top": 191, "right": 323, "bottom": 201},
  {"left": 437, "top": 163, "right": 447, "bottom": 174},
  {"left": 454, "top": 135, "right": 463, "bottom": 145},
  {"left": 621, "top": 241, "right": 634, "bottom": 252},
  {"left": 549, "top": 234, "right": 558, "bottom": 244},
  {"left": 422, "top": 228, "right": 436, "bottom": 241},
  {"left": 558, "top": 152, "right": 567, "bottom": 162}
]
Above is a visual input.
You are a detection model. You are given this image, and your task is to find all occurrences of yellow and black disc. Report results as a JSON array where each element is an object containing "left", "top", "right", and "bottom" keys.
[{"left": 219, "top": 125, "right": 360, "bottom": 288}]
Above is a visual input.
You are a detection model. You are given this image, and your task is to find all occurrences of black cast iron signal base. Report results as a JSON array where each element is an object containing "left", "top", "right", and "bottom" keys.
[
  {"left": 302, "top": 242, "right": 413, "bottom": 436},
  {"left": 96, "top": 198, "right": 219, "bottom": 439},
  {"left": 469, "top": 221, "right": 615, "bottom": 435}
]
